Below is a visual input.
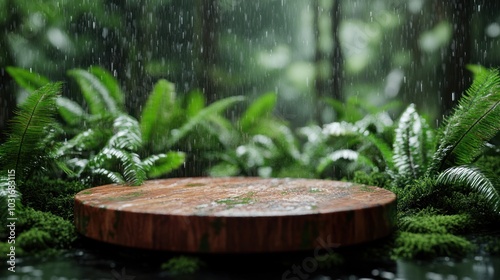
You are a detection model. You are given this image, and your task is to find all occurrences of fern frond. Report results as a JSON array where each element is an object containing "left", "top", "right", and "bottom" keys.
[
  {"left": 55, "top": 129, "right": 108, "bottom": 158},
  {"left": 322, "top": 121, "right": 360, "bottom": 137},
  {"left": 393, "top": 104, "right": 433, "bottom": 183},
  {"left": 365, "top": 134, "right": 394, "bottom": 170},
  {"left": 6, "top": 66, "right": 50, "bottom": 93},
  {"left": 90, "top": 147, "right": 146, "bottom": 186},
  {"left": 89, "top": 66, "right": 125, "bottom": 110},
  {"left": 67, "top": 69, "right": 119, "bottom": 115},
  {"left": 143, "top": 151, "right": 185, "bottom": 178},
  {"left": 316, "top": 149, "right": 376, "bottom": 174},
  {"left": 92, "top": 168, "right": 125, "bottom": 184},
  {"left": 140, "top": 79, "right": 177, "bottom": 144},
  {"left": 437, "top": 165, "right": 500, "bottom": 214},
  {"left": 0, "top": 82, "right": 61, "bottom": 181},
  {"left": 56, "top": 97, "right": 87, "bottom": 125},
  {"left": 166, "top": 96, "right": 245, "bottom": 147},
  {"left": 107, "top": 115, "right": 142, "bottom": 151},
  {"left": 239, "top": 92, "right": 277, "bottom": 133},
  {"left": 429, "top": 69, "right": 500, "bottom": 174}
]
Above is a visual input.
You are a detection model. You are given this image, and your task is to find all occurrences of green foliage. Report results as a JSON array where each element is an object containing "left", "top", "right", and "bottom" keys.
[
  {"left": 206, "top": 92, "right": 304, "bottom": 178},
  {"left": 6, "top": 67, "right": 187, "bottom": 185},
  {"left": 303, "top": 108, "right": 395, "bottom": 179},
  {"left": 239, "top": 92, "right": 277, "bottom": 133},
  {"left": 17, "top": 207, "right": 76, "bottom": 251},
  {"left": 392, "top": 232, "right": 473, "bottom": 260},
  {"left": 140, "top": 79, "right": 177, "bottom": 145},
  {"left": 429, "top": 68, "right": 500, "bottom": 174},
  {"left": 161, "top": 256, "right": 203, "bottom": 275},
  {"left": 0, "top": 82, "right": 61, "bottom": 183},
  {"left": 398, "top": 213, "right": 471, "bottom": 234},
  {"left": 19, "top": 177, "right": 87, "bottom": 220},
  {"left": 17, "top": 228, "right": 51, "bottom": 252},
  {"left": 67, "top": 68, "right": 121, "bottom": 115},
  {"left": 392, "top": 104, "right": 434, "bottom": 185},
  {"left": 437, "top": 166, "right": 500, "bottom": 214},
  {"left": 6, "top": 66, "right": 50, "bottom": 94}
]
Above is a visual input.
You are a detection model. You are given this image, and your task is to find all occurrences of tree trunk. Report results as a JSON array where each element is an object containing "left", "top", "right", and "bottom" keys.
[
  {"left": 441, "top": 0, "right": 473, "bottom": 117},
  {"left": 0, "top": 0, "right": 18, "bottom": 142},
  {"left": 330, "top": 0, "right": 343, "bottom": 103},
  {"left": 196, "top": 0, "right": 219, "bottom": 104}
]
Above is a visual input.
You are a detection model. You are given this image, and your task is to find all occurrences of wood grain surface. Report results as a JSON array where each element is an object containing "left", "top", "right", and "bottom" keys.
[{"left": 74, "top": 177, "right": 396, "bottom": 253}]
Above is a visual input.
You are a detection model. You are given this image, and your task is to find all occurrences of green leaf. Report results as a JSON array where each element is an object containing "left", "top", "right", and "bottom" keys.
[
  {"left": 145, "top": 151, "right": 185, "bottom": 178},
  {"left": 107, "top": 115, "right": 142, "bottom": 151},
  {"left": 140, "top": 79, "right": 176, "bottom": 143},
  {"left": 393, "top": 104, "right": 433, "bottom": 183},
  {"left": 437, "top": 165, "right": 500, "bottom": 214},
  {"left": 67, "top": 68, "right": 119, "bottom": 115},
  {"left": 93, "top": 168, "right": 125, "bottom": 184},
  {"left": 6, "top": 67, "right": 50, "bottom": 93},
  {"left": 89, "top": 66, "right": 125, "bottom": 110},
  {"left": 166, "top": 96, "right": 245, "bottom": 147},
  {"left": 429, "top": 69, "right": 500, "bottom": 174},
  {"left": 0, "top": 82, "right": 61, "bottom": 181},
  {"left": 90, "top": 147, "right": 146, "bottom": 186},
  {"left": 239, "top": 92, "right": 277, "bottom": 132},
  {"left": 56, "top": 97, "right": 87, "bottom": 125},
  {"left": 186, "top": 89, "right": 205, "bottom": 117}
]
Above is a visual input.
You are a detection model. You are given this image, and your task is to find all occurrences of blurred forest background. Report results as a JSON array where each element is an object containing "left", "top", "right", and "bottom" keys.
[{"left": 1, "top": 0, "right": 500, "bottom": 135}]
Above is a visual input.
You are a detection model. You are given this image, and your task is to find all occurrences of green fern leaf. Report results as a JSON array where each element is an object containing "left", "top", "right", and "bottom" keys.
[
  {"left": 185, "top": 89, "right": 205, "bottom": 117},
  {"left": 437, "top": 165, "right": 500, "bottom": 214},
  {"left": 393, "top": 104, "right": 433, "bottom": 183},
  {"left": 429, "top": 69, "right": 500, "bottom": 174},
  {"left": 0, "top": 82, "right": 61, "bottom": 181},
  {"left": 166, "top": 96, "right": 245, "bottom": 147},
  {"left": 6, "top": 66, "right": 50, "bottom": 93},
  {"left": 316, "top": 149, "right": 376, "bottom": 174},
  {"left": 56, "top": 97, "right": 87, "bottom": 125},
  {"left": 93, "top": 168, "right": 125, "bottom": 184},
  {"left": 89, "top": 66, "right": 125, "bottom": 110},
  {"left": 67, "top": 69, "right": 119, "bottom": 115},
  {"left": 239, "top": 92, "right": 277, "bottom": 133},
  {"left": 107, "top": 115, "right": 142, "bottom": 151},
  {"left": 140, "top": 79, "right": 177, "bottom": 144},
  {"left": 90, "top": 147, "right": 146, "bottom": 186},
  {"left": 143, "top": 151, "right": 185, "bottom": 178}
]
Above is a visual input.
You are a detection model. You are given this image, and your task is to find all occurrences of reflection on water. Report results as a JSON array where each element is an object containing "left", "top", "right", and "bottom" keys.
[
  {"left": 4, "top": 247, "right": 499, "bottom": 280},
  {"left": 397, "top": 256, "right": 499, "bottom": 280}
]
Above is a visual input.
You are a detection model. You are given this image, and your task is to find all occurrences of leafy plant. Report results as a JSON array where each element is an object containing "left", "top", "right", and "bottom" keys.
[
  {"left": 207, "top": 92, "right": 306, "bottom": 178},
  {"left": 0, "top": 82, "right": 61, "bottom": 183},
  {"left": 4, "top": 66, "right": 189, "bottom": 185}
]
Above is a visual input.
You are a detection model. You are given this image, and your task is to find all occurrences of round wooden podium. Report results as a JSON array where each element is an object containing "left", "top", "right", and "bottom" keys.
[{"left": 74, "top": 177, "right": 396, "bottom": 253}]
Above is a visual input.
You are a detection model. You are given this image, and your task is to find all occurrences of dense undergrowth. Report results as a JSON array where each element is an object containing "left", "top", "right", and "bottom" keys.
[{"left": 0, "top": 65, "right": 499, "bottom": 271}]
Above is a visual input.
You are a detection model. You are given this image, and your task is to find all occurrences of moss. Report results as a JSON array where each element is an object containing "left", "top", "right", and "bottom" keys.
[
  {"left": 216, "top": 192, "right": 255, "bottom": 207},
  {"left": 399, "top": 212, "right": 472, "bottom": 234},
  {"left": 352, "top": 170, "right": 391, "bottom": 188},
  {"left": 19, "top": 177, "right": 88, "bottom": 220},
  {"left": 17, "top": 207, "right": 77, "bottom": 250},
  {"left": 392, "top": 232, "right": 473, "bottom": 260},
  {"left": 16, "top": 228, "right": 51, "bottom": 252},
  {"left": 161, "top": 256, "right": 203, "bottom": 275}
]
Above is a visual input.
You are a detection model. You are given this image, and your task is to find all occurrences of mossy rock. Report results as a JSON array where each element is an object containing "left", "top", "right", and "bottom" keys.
[{"left": 392, "top": 232, "right": 473, "bottom": 260}]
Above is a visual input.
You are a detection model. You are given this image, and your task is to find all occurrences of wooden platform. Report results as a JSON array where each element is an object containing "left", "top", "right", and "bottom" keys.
[{"left": 74, "top": 177, "right": 396, "bottom": 253}]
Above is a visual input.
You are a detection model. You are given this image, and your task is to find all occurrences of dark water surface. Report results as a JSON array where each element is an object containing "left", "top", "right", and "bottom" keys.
[{"left": 4, "top": 237, "right": 500, "bottom": 280}]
